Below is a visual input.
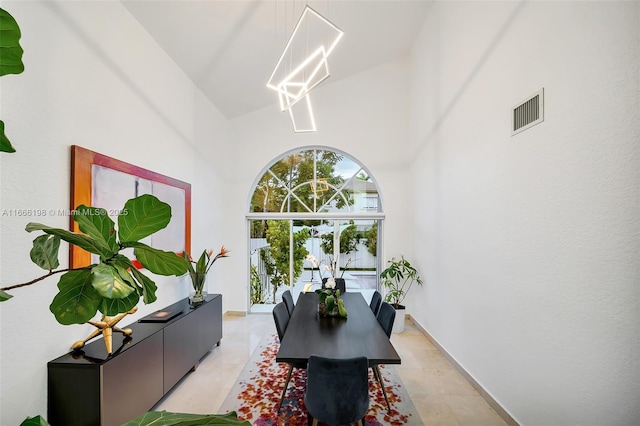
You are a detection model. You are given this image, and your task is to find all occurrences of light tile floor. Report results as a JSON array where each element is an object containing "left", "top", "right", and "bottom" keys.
[{"left": 155, "top": 312, "right": 508, "bottom": 426}]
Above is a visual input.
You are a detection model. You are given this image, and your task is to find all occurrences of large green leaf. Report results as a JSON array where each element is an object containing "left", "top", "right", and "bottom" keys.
[
  {"left": 91, "top": 263, "right": 136, "bottom": 299},
  {"left": 50, "top": 269, "right": 102, "bottom": 325},
  {"left": 29, "top": 234, "right": 60, "bottom": 271},
  {"left": 118, "top": 194, "right": 171, "bottom": 243},
  {"left": 73, "top": 205, "right": 118, "bottom": 253},
  {"left": 100, "top": 289, "right": 139, "bottom": 316},
  {"left": 0, "top": 289, "right": 13, "bottom": 301},
  {"left": 122, "top": 411, "right": 250, "bottom": 426},
  {"left": 26, "top": 223, "right": 106, "bottom": 256},
  {"left": 19, "top": 416, "right": 50, "bottom": 426},
  {"left": 0, "top": 8, "right": 25, "bottom": 76},
  {"left": 119, "top": 255, "right": 158, "bottom": 304},
  {"left": 0, "top": 120, "right": 16, "bottom": 153},
  {"left": 124, "top": 242, "right": 188, "bottom": 276}
]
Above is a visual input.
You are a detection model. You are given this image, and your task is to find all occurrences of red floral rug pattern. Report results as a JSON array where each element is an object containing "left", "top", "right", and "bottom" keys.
[{"left": 219, "top": 334, "right": 421, "bottom": 425}]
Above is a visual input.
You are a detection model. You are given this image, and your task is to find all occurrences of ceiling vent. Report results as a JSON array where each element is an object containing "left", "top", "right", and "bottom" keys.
[{"left": 512, "top": 88, "right": 544, "bottom": 135}]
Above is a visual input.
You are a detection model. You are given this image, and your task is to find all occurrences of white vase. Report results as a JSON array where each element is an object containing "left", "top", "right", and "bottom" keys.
[{"left": 392, "top": 306, "right": 406, "bottom": 333}]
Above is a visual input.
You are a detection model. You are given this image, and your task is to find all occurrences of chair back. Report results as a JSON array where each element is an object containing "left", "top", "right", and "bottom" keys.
[
  {"left": 304, "top": 355, "right": 369, "bottom": 425},
  {"left": 282, "top": 290, "right": 295, "bottom": 316},
  {"left": 272, "top": 302, "right": 290, "bottom": 342},
  {"left": 377, "top": 302, "right": 396, "bottom": 338},
  {"left": 369, "top": 290, "right": 382, "bottom": 316}
]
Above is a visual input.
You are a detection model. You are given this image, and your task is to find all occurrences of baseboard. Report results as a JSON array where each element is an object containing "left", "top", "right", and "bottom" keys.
[
  {"left": 407, "top": 315, "right": 519, "bottom": 426},
  {"left": 224, "top": 310, "right": 247, "bottom": 317}
]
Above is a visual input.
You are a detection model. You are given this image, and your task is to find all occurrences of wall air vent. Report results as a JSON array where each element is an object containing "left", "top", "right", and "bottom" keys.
[{"left": 512, "top": 88, "right": 544, "bottom": 135}]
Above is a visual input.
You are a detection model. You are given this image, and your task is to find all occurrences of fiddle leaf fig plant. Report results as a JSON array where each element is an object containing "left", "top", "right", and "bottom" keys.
[
  {"left": 0, "top": 7, "right": 25, "bottom": 153},
  {"left": 0, "top": 194, "right": 188, "bottom": 325}
]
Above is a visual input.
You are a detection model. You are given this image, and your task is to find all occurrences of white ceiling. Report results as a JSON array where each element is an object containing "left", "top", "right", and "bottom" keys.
[{"left": 121, "top": 0, "right": 432, "bottom": 119}]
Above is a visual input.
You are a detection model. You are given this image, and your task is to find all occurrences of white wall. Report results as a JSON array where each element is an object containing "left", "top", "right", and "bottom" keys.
[
  {"left": 222, "top": 58, "right": 413, "bottom": 312},
  {"left": 408, "top": 1, "right": 639, "bottom": 425},
  {"left": 0, "top": 1, "right": 230, "bottom": 423}
]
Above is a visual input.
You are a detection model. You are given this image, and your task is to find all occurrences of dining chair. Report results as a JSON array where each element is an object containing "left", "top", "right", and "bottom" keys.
[
  {"left": 282, "top": 289, "right": 295, "bottom": 317},
  {"left": 272, "top": 302, "right": 306, "bottom": 411},
  {"left": 372, "top": 301, "right": 396, "bottom": 411},
  {"left": 369, "top": 290, "right": 382, "bottom": 316},
  {"left": 304, "top": 355, "right": 369, "bottom": 426}
]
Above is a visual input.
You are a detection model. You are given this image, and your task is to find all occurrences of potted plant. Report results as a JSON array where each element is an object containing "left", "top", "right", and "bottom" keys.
[
  {"left": 181, "top": 246, "right": 229, "bottom": 305},
  {"left": 380, "top": 255, "right": 423, "bottom": 333},
  {"left": 0, "top": 194, "right": 188, "bottom": 353}
]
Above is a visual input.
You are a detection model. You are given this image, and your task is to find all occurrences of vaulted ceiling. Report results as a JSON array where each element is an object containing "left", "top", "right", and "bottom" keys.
[{"left": 122, "top": 0, "right": 432, "bottom": 119}]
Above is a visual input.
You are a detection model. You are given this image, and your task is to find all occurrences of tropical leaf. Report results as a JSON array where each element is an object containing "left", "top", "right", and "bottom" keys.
[
  {"left": 26, "top": 223, "right": 107, "bottom": 256},
  {"left": 128, "top": 263, "right": 158, "bottom": 304},
  {"left": 121, "top": 411, "right": 250, "bottom": 426},
  {"left": 90, "top": 263, "right": 135, "bottom": 299},
  {"left": 118, "top": 194, "right": 171, "bottom": 243},
  {"left": 0, "top": 7, "right": 25, "bottom": 76},
  {"left": 73, "top": 205, "right": 118, "bottom": 253},
  {"left": 0, "top": 120, "right": 16, "bottom": 153},
  {"left": 124, "top": 242, "right": 188, "bottom": 276},
  {"left": 19, "top": 416, "right": 50, "bottom": 426},
  {"left": 29, "top": 234, "right": 60, "bottom": 271},
  {"left": 50, "top": 269, "right": 102, "bottom": 325},
  {"left": 0, "top": 289, "right": 13, "bottom": 301},
  {"left": 100, "top": 289, "right": 139, "bottom": 316}
]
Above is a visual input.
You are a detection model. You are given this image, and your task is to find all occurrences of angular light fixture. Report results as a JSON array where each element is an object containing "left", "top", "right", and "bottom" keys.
[
  {"left": 288, "top": 94, "right": 316, "bottom": 133},
  {"left": 267, "top": 5, "right": 343, "bottom": 132}
]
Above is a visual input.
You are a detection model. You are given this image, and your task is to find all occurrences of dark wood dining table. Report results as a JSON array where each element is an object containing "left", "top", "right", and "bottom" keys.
[{"left": 276, "top": 291, "right": 401, "bottom": 367}]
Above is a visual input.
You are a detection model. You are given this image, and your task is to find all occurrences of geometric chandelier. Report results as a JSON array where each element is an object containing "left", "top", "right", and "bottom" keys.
[{"left": 267, "top": 6, "right": 343, "bottom": 132}]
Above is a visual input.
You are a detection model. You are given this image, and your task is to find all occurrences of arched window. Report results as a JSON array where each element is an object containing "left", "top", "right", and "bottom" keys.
[{"left": 247, "top": 147, "right": 384, "bottom": 311}]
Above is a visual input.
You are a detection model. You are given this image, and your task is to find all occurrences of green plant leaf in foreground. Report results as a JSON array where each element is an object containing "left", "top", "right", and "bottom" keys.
[
  {"left": 118, "top": 194, "right": 171, "bottom": 242},
  {"left": 0, "top": 289, "right": 13, "bottom": 301},
  {"left": 125, "top": 242, "right": 188, "bottom": 276},
  {"left": 91, "top": 263, "right": 136, "bottom": 299},
  {"left": 19, "top": 415, "right": 50, "bottom": 426},
  {"left": 122, "top": 410, "right": 250, "bottom": 426},
  {"left": 50, "top": 269, "right": 102, "bottom": 325},
  {"left": 26, "top": 222, "right": 107, "bottom": 256},
  {"left": 0, "top": 7, "right": 25, "bottom": 76},
  {"left": 100, "top": 289, "right": 139, "bottom": 316},
  {"left": 29, "top": 234, "right": 60, "bottom": 271},
  {"left": 73, "top": 205, "right": 118, "bottom": 253},
  {"left": 0, "top": 120, "right": 16, "bottom": 153}
]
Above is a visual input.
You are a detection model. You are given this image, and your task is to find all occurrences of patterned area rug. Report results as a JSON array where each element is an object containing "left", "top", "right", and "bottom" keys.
[{"left": 219, "top": 334, "right": 423, "bottom": 425}]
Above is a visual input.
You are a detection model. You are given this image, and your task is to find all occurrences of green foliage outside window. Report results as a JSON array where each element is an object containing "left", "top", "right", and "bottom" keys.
[{"left": 261, "top": 220, "right": 309, "bottom": 303}]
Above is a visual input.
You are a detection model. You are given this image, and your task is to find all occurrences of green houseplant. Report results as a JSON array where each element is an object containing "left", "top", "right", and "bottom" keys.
[
  {"left": 380, "top": 255, "right": 423, "bottom": 333},
  {"left": 0, "top": 194, "right": 188, "bottom": 352},
  {"left": 181, "top": 246, "right": 229, "bottom": 305},
  {"left": 0, "top": 6, "right": 25, "bottom": 153}
]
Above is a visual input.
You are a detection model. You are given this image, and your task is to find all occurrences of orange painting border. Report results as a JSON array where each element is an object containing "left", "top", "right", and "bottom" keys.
[{"left": 70, "top": 145, "right": 191, "bottom": 268}]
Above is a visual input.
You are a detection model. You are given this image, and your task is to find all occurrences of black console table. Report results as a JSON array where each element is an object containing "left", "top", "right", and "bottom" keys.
[{"left": 47, "top": 294, "right": 222, "bottom": 426}]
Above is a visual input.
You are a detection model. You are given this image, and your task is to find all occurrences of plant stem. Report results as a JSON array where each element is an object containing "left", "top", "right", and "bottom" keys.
[{"left": 0, "top": 268, "right": 81, "bottom": 291}]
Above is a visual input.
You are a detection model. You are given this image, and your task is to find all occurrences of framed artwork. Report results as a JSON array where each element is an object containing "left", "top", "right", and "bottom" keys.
[{"left": 70, "top": 145, "right": 191, "bottom": 268}]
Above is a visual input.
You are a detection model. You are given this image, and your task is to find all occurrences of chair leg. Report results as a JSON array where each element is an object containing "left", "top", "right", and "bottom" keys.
[
  {"left": 277, "top": 365, "right": 294, "bottom": 411},
  {"left": 375, "top": 365, "right": 391, "bottom": 412}
]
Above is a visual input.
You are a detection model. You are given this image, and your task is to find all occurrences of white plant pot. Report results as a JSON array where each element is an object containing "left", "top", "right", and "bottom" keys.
[{"left": 392, "top": 306, "right": 406, "bottom": 333}]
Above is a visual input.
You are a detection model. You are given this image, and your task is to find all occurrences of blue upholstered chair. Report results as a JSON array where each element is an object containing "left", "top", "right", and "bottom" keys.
[
  {"left": 304, "top": 355, "right": 370, "bottom": 426},
  {"left": 369, "top": 290, "right": 382, "bottom": 316},
  {"left": 282, "top": 289, "right": 295, "bottom": 317},
  {"left": 272, "top": 302, "right": 306, "bottom": 411},
  {"left": 373, "top": 301, "right": 396, "bottom": 411}
]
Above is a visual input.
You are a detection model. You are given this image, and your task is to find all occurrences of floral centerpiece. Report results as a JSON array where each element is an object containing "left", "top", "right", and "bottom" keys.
[
  {"left": 182, "top": 246, "right": 229, "bottom": 304},
  {"left": 306, "top": 255, "right": 349, "bottom": 318},
  {"left": 316, "top": 285, "right": 347, "bottom": 318},
  {"left": 305, "top": 254, "right": 352, "bottom": 291}
]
